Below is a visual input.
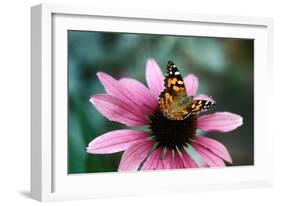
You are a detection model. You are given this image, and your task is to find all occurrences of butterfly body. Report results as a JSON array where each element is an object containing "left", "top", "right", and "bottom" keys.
[{"left": 159, "top": 61, "right": 215, "bottom": 121}]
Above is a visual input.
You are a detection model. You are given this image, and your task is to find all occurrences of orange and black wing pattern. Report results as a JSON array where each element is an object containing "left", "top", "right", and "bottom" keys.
[
  {"left": 188, "top": 99, "right": 214, "bottom": 114},
  {"left": 159, "top": 61, "right": 215, "bottom": 121},
  {"left": 159, "top": 61, "right": 191, "bottom": 120}
]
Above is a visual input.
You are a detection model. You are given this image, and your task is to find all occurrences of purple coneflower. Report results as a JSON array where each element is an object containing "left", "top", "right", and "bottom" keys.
[{"left": 87, "top": 59, "right": 243, "bottom": 171}]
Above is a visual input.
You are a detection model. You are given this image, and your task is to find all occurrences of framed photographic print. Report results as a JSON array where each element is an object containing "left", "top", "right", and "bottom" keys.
[{"left": 31, "top": 3, "right": 274, "bottom": 201}]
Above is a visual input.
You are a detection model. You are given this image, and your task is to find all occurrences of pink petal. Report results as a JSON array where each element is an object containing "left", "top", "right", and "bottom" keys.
[
  {"left": 173, "top": 152, "right": 185, "bottom": 169},
  {"left": 161, "top": 150, "right": 185, "bottom": 169},
  {"left": 162, "top": 150, "right": 174, "bottom": 169},
  {"left": 195, "top": 136, "right": 232, "bottom": 163},
  {"left": 97, "top": 72, "right": 120, "bottom": 95},
  {"left": 194, "top": 94, "right": 215, "bottom": 102},
  {"left": 156, "top": 161, "right": 165, "bottom": 169},
  {"left": 87, "top": 129, "right": 149, "bottom": 154},
  {"left": 142, "top": 148, "right": 163, "bottom": 170},
  {"left": 148, "top": 149, "right": 197, "bottom": 170},
  {"left": 118, "top": 140, "right": 155, "bottom": 171},
  {"left": 197, "top": 112, "right": 243, "bottom": 132},
  {"left": 119, "top": 77, "right": 158, "bottom": 113},
  {"left": 181, "top": 149, "right": 199, "bottom": 168},
  {"left": 90, "top": 94, "right": 148, "bottom": 126},
  {"left": 145, "top": 59, "right": 164, "bottom": 99},
  {"left": 193, "top": 143, "right": 225, "bottom": 167},
  {"left": 96, "top": 72, "right": 149, "bottom": 115},
  {"left": 184, "top": 74, "right": 199, "bottom": 96}
]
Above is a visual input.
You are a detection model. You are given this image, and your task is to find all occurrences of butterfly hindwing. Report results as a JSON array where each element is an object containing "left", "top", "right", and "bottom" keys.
[{"left": 188, "top": 100, "right": 214, "bottom": 114}]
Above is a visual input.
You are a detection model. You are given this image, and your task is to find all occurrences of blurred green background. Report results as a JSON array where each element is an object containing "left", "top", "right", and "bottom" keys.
[{"left": 68, "top": 30, "right": 254, "bottom": 174}]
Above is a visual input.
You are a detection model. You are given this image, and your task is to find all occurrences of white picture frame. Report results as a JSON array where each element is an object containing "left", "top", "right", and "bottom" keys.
[{"left": 31, "top": 3, "right": 274, "bottom": 202}]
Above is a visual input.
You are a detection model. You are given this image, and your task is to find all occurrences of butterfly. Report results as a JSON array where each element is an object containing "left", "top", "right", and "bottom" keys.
[{"left": 159, "top": 61, "right": 215, "bottom": 121}]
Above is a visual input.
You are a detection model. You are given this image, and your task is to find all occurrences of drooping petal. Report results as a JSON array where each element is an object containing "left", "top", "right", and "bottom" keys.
[
  {"left": 119, "top": 77, "right": 158, "bottom": 113},
  {"left": 145, "top": 59, "right": 164, "bottom": 99},
  {"left": 181, "top": 149, "right": 199, "bottom": 168},
  {"left": 184, "top": 74, "right": 199, "bottom": 96},
  {"left": 173, "top": 152, "right": 185, "bottom": 169},
  {"left": 183, "top": 144, "right": 207, "bottom": 167},
  {"left": 162, "top": 150, "right": 185, "bottom": 169},
  {"left": 87, "top": 130, "right": 149, "bottom": 154},
  {"left": 142, "top": 148, "right": 164, "bottom": 170},
  {"left": 96, "top": 72, "right": 149, "bottom": 115},
  {"left": 197, "top": 112, "right": 243, "bottom": 132},
  {"left": 193, "top": 143, "right": 225, "bottom": 167},
  {"left": 90, "top": 94, "right": 149, "bottom": 126},
  {"left": 194, "top": 136, "right": 232, "bottom": 163},
  {"left": 162, "top": 150, "right": 174, "bottom": 169},
  {"left": 142, "top": 148, "right": 198, "bottom": 170},
  {"left": 118, "top": 140, "right": 155, "bottom": 171}
]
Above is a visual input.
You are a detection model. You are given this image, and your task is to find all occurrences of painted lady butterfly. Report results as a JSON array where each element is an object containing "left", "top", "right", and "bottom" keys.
[{"left": 159, "top": 61, "right": 215, "bottom": 120}]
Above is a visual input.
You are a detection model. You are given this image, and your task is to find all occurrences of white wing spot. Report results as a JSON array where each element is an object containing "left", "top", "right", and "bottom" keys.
[{"left": 174, "top": 71, "right": 180, "bottom": 75}]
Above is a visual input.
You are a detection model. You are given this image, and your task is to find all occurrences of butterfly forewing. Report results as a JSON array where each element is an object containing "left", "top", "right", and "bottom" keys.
[
  {"left": 159, "top": 61, "right": 192, "bottom": 120},
  {"left": 164, "top": 61, "right": 185, "bottom": 91}
]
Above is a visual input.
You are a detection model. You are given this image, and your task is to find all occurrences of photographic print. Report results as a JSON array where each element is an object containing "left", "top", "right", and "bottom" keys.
[{"left": 68, "top": 31, "right": 253, "bottom": 174}]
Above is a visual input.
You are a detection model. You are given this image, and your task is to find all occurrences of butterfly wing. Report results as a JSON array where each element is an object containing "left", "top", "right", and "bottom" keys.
[
  {"left": 159, "top": 61, "right": 193, "bottom": 120},
  {"left": 159, "top": 61, "right": 215, "bottom": 120},
  {"left": 188, "top": 100, "right": 215, "bottom": 114}
]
